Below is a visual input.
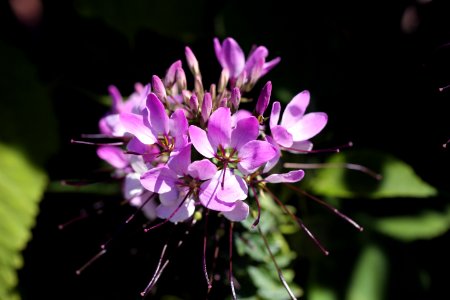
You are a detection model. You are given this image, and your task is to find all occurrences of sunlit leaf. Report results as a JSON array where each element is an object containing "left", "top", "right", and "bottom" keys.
[
  {"left": 306, "top": 150, "right": 437, "bottom": 198},
  {"left": 371, "top": 206, "right": 450, "bottom": 241},
  {"left": 346, "top": 245, "right": 388, "bottom": 300},
  {"left": 0, "top": 144, "right": 48, "bottom": 300}
]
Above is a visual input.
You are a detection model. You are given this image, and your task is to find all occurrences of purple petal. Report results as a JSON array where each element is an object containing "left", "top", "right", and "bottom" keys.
[
  {"left": 165, "top": 60, "right": 182, "bottom": 87},
  {"left": 261, "top": 57, "right": 281, "bottom": 77},
  {"left": 151, "top": 75, "right": 166, "bottom": 102},
  {"left": 216, "top": 170, "right": 248, "bottom": 203},
  {"left": 185, "top": 46, "right": 200, "bottom": 75},
  {"left": 271, "top": 125, "right": 293, "bottom": 148},
  {"left": 201, "top": 92, "right": 212, "bottom": 123},
  {"left": 262, "top": 136, "right": 281, "bottom": 173},
  {"left": 255, "top": 81, "right": 272, "bottom": 116},
  {"left": 187, "top": 159, "right": 217, "bottom": 180},
  {"left": 230, "top": 116, "right": 259, "bottom": 150},
  {"left": 230, "top": 87, "right": 241, "bottom": 110},
  {"left": 159, "top": 188, "right": 180, "bottom": 206},
  {"left": 108, "top": 85, "right": 123, "bottom": 112},
  {"left": 290, "top": 140, "right": 313, "bottom": 152},
  {"left": 123, "top": 173, "right": 143, "bottom": 200},
  {"left": 265, "top": 170, "right": 305, "bottom": 183},
  {"left": 213, "top": 38, "right": 224, "bottom": 67},
  {"left": 140, "top": 166, "right": 178, "bottom": 194},
  {"left": 188, "top": 125, "right": 215, "bottom": 158},
  {"left": 207, "top": 107, "right": 231, "bottom": 149},
  {"left": 167, "top": 144, "right": 191, "bottom": 176},
  {"left": 126, "top": 136, "right": 150, "bottom": 155},
  {"left": 231, "top": 109, "right": 252, "bottom": 127},
  {"left": 170, "top": 109, "right": 189, "bottom": 149},
  {"left": 238, "top": 140, "right": 277, "bottom": 174},
  {"left": 281, "top": 90, "right": 310, "bottom": 128},
  {"left": 120, "top": 113, "right": 156, "bottom": 145},
  {"left": 199, "top": 176, "right": 235, "bottom": 212},
  {"left": 223, "top": 200, "right": 249, "bottom": 222},
  {"left": 156, "top": 197, "right": 195, "bottom": 223},
  {"left": 97, "top": 146, "right": 128, "bottom": 169},
  {"left": 244, "top": 46, "right": 268, "bottom": 75},
  {"left": 269, "top": 101, "right": 281, "bottom": 129},
  {"left": 198, "top": 169, "right": 247, "bottom": 211},
  {"left": 145, "top": 93, "right": 169, "bottom": 136},
  {"left": 288, "top": 112, "right": 328, "bottom": 141},
  {"left": 222, "top": 37, "right": 245, "bottom": 78}
]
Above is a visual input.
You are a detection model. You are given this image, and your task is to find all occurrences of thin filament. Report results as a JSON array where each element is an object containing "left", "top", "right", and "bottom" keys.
[
  {"left": 285, "top": 184, "right": 363, "bottom": 232},
  {"left": 263, "top": 186, "right": 329, "bottom": 255},
  {"left": 250, "top": 184, "right": 262, "bottom": 228},
  {"left": 229, "top": 222, "right": 237, "bottom": 300},
  {"left": 144, "top": 192, "right": 191, "bottom": 232},
  {"left": 283, "top": 162, "right": 382, "bottom": 180},
  {"left": 257, "top": 226, "right": 297, "bottom": 300}
]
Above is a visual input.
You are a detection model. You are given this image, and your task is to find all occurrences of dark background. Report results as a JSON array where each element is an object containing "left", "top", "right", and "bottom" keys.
[{"left": 1, "top": 0, "right": 449, "bottom": 299}]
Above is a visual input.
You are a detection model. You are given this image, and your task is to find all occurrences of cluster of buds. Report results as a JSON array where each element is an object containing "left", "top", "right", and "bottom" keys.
[{"left": 76, "top": 37, "right": 340, "bottom": 299}]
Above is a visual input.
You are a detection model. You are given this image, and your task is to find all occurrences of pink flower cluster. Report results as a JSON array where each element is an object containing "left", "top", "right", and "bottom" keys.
[{"left": 96, "top": 37, "right": 327, "bottom": 225}]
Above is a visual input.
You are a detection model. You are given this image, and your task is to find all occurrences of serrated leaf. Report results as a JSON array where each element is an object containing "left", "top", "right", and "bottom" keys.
[
  {"left": 371, "top": 206, "right": 450, "bottom": 241},
  {"left": 307, "top": 149, "right": 437, "bottom": 198},
  {"left": 0, "top": 144, "right": 48, "bottom": 300},
  {"left": 346, "top": 245, "right": 388, "bottom": 300}
]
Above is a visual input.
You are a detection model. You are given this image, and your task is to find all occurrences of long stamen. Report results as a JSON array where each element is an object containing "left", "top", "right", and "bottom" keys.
[
  {"left": 257, "top": 226, "right": 298, "bottom": 300},
  {"left": 125, "top": 193, "right": 156, "bottom": 224},
  {"left": 283, "top": 162, "right": 382, "bottom": 180},
  {"left": 75, "top": 248, "right": 107, "bottom": 275},
  {"left": 58, "top": 209, "right": 88, "bottom": 230},
  {"left": 439, "top": 84, "right": 450, "bottom": 92},
  {"left": 285, "top": 183, "right": 364, "bottom": 232},
  {"left": 144, "top": 192, "right": 191, "bottom": 232},
  {"left": 208, "top": 220, "right": 224, "bottom": 294},
  {"left": 141, "top": 218, "right": 197, "bottom": 297},
  {"left": 203, "top": 210, "right": 212, "bottom": 289},
  {"left": 141, "top": 244, "right": 169, "bottom": 297},
  {"left": 282, "top": 141, "right": 353, "bottom": 154},
  {"left": 71, "top": 139, "right": 124, "bottom": 146},
  {"left": 263, "top": 186, "right": 329, "bottom": 255},
  {"left": 250, "top": 184, "right": 262, "bottom": 228},
  {"left": 443, "top": 139, "right": 450, "bottom": 148},
  {"left": 101, "top": 194, "right": 157, "bottom": 250},
  {"left": 229, "top": 222, "right": 237, "bottom": 300}
]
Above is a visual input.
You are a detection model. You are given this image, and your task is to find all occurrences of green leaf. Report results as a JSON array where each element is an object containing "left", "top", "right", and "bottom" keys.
[
  {"left": 371, "top": 206, "right": 450, "bottom": 241},
  {"left": 308, "top": 285, "right": 338, "bottom": 300},
  {"left": 306, "top": 149, "right": 437, "bottom": 198},
  {"left": 0, "top": 144, "right": 48, "bottom": 300},
  {"left": 346, "top": 245, "right": 388, "bottom": 300}
]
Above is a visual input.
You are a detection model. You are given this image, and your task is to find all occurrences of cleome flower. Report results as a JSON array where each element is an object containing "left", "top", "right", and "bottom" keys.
[{"left": 70, "top": 36, "right": 368, "bottom": 300}]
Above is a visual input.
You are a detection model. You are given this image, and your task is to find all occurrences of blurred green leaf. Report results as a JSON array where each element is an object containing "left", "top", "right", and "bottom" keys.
[
  {"left": 0, "top": 41, "right": 58, "bottom": 300},
  {"left": 0, "top": 144, "right": 47, "bottom": 300},
  {"left": 74, "top": 0, "right": 208, "bottom": 42},
  {"left": 307, "top": 149, "right": 437, "bottom": 198},
  {"left": 346, "top": 245, "right": 388, "bottom": 300},
  {"left": 308, "top": 285, "right": 338, "bottom": 300},
  {"left": 371, "top": 206, "right": 450, "bottom": 241}
]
